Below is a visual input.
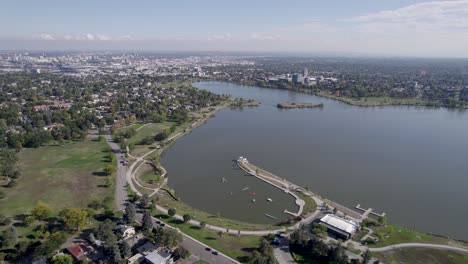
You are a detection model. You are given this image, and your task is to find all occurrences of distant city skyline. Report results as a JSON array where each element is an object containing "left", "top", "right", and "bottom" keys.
[{"left": 2, "top": 0, "right": 468, "bottom": 57}]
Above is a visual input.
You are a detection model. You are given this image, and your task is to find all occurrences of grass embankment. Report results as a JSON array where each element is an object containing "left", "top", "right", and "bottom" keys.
[
  {"left": 365, "top": 225, "right": 468, "bottom": 249},
  {"left": 138, "top": 163, "right": 161, "bottom": 186},
  {"left": 294, "top": 192, "right": 317, "bottom": 215},
  {"left": 0, "top": 138, "right": 114, "bottom": 216},
  {"left": 127, "top": 122, "right": 175, "bottom": 156},
  {"left": 155, "top": 214, "right": 262, "bottom": 262},
  {"left": 157, "top": 194, "right": 280, "bottom": 231},
  {"left": 372, "top": 248, "right": 468, "bottom": 264}
]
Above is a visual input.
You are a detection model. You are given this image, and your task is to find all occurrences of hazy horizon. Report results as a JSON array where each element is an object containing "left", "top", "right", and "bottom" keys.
[{"left": 2, "top": 0, "right": 468, "bottom": 58}]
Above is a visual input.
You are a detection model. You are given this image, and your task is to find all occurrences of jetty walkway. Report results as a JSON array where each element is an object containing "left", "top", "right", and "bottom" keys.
[{"left": 237, "top": 157, "right": 306, "bottom": 217}]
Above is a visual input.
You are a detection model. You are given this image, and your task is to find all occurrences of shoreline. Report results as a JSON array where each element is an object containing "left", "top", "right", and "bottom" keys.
[
  {"left": 132, "top": 82, "right": 468, "bottom": 246},
  {"left": 210, "top": 80, "right": 468, "bottom": 109},
  {"left": 148, "top": 99, "right": 288, "bottom": 230}
]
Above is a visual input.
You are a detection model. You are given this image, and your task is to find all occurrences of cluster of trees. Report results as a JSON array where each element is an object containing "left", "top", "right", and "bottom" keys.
[
  {"left": 90, "top": 219, "right": 131, "bottom": 263},
  {"left": 146, "top": 225, "right": 183, "bottom": 248},
  {"left": 248, "top": 238, "right": 277, "bottom": 264},
  {"left": 0, "top": 149, "right": 20, "bottom": 189},
  {"left": 289, "top": 227, "right": 371, "bottom": 264}
]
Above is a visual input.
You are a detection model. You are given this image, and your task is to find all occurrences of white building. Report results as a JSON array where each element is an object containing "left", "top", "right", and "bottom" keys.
[{"left": 319, "top": 214, "right": 359, "bottom": 239}]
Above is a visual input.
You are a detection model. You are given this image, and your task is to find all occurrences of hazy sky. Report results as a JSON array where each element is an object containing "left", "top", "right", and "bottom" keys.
[{"left": 2, "top": 0, "right": 468, "bottom": 57}]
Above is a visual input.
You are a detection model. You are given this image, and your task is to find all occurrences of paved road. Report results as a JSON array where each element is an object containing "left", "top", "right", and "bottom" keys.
[
  {"left": 180, "top": 232, "right": 239, "bottom": 264},
  {"left": 369, "top": 243, "right": 468, "bottom": 253},
  {"left": 104, "top": 134, "right": 128, "bottom": 211},
  {"left": 147, "top": 215, "right": 240, "bottom": 264},
  {"left": 273, "top": 236, "right": 296, "bottom": 264}
]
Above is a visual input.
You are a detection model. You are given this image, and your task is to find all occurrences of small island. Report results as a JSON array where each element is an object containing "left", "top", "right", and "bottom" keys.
[{"left": 277, "top": 102, "right": 324, "bottom": 109}]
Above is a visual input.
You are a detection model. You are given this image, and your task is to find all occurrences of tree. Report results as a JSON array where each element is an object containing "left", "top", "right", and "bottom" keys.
[
  {"left": 173, "top": 246, "right": 190, "bottom": 260},
  {"left": 23, "top": 215, "right": 36, "bottom": 226},
  {"left": 361, "top": 249, "right": 371, "bottom": 264},
  {"left": 95, "top": 219, "right": 117, "bottom": 245},
  {"left": 119, "top": 242, "right": 131, "bottom": 258},
  {"left": 182, "top": 214, "right": 191, "bottom": 223},
  {"left": 142, "top": 210, "right": 153, "bottom": 231},
  {"left": 124, "top": 203, "right": 136, "bottom": 224},
  {"left": 52, "top": 254, "right": 73, "bottom": 264},
  {"left": 34, "top": 231, "right": 68, "bottom": 256},
  {"left": 160, "top": 229, "right": 182, "bottom": 248},
  {"left": 104, "top": 164, "right": 116, "bottom": 176},
  {"left": 0, "top": 226, "right": 17, "bottom": 248},
  {"left": 59, "top": 208, "right": 89, "bottom": 232},
  {"left": 311, "top": 223, "right": 327, "bottom": 238},
  {"left": 378, "top": 215, "right": 387, "bottom": 226},
  {"left": 141, "top": 193, "right": 151, "bottom": 208},
  {"left": 290, "top": 229, "right": 307, "bottom": 247},
  {"left": 168, "top": 208, "right": 176, "bottom": 217},
  {"left": 107, "top": 244, "right": 121, "bottom": 264},
  {"left": 32, "top": 202, "right": 53, "bottom": 220},
  {"left": 259, "top": 239, "right": 272, "bottom": 255},
  {"left": 199, "top": 221, "right": 206, "bottom": 229}
]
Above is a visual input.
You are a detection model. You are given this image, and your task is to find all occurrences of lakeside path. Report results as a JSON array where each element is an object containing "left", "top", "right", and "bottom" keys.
[{"left": 369, "top": 243, "right": 468, "bottom": 253}]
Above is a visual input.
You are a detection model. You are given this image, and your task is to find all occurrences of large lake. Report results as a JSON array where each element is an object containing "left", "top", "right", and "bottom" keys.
[{"left": 161, "top": 81, "right": 468, "bottom": 240}]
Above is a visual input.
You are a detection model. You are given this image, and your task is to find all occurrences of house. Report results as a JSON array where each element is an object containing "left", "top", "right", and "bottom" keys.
[
  {"left": 66, "top": 244, "right": 89, "bottom": 261},
  {"left": 319, "top": 214, "right": 359, "bottom": 240},
  {"left": 143, "top": 250, "right": 173, "bottom": 264},
  {"left": 127, "top": 253, "right": 145, "bottom": 264},
  {"left": 117, "top": 225, "right": 136, "bottom": 238},
  {"left": 137, "top": 242, "right": 159, "bottom": 255}
]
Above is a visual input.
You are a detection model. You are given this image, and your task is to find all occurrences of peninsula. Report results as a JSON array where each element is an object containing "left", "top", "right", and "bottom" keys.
[{"left": 277, "top": 102, "right": 324, "bottom": 109}]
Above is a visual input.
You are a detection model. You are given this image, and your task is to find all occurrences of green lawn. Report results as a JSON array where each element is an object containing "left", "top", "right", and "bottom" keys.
[
  {"left": 0, "top": 138, "right": 114, "bottom": 216},
  {"left": 138, "top": 164, "right": 161, "bottom": 186},
  {"left": 294, "top": 192, "right": 317, "bottom": 215},
  {"left": 155, "top": 214, "right": 261, "bottom": 262},
  {"left": 126, "top": 122, "right": 174, "bottom": 156},
  {"left": 367, "top": 225, "right": 468, "bottom": 248},
  {"left": 372, "top": 248, "right": 468, "bottom": 264},
  {"left": 193, "top": 260, "right": 209, "bottom": 264}
]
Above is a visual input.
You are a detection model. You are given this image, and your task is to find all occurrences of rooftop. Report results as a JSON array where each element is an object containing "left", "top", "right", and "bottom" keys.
[{"left": 320, "top": 214, "right": 359, "bottom": 234}]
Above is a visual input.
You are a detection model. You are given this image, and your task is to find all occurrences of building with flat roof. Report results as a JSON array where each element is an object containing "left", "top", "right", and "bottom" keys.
[
  {"left": 319, "top": 214, "right": 359, "bottom": 240},
  {"left": 143, "top": 250, "right": 173, "bottom": 264}
]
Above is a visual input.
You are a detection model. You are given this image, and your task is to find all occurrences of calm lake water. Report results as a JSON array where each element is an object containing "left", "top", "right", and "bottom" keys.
[{"left": 161, "top": 81, "right": 468, "bottom": 240}]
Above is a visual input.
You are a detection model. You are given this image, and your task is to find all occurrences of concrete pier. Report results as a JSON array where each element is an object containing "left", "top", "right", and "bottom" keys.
[{"left": 356, "top": 204, "right": 386, "bottom": 219}]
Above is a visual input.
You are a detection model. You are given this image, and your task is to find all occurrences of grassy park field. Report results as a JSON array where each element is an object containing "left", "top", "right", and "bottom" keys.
[
  {"left": 365, "top": 225, "right": 468, "bottom": 249},
  {"left": 126, "top": 122, "right": 175, "bottom": 156},
  {"left": 372, "top": 248, "right": 468, "bottom": 264},
  {"left": 0, "top": 138, "right": 114, "bottom": 216},
  {"left": 155, "top": 213, "right": 263, "bottom": 262}
]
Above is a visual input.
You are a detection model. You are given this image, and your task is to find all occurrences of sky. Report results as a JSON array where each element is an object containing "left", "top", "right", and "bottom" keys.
[{"left": 1, "top": 0, "right": 468, "bottom": 57}]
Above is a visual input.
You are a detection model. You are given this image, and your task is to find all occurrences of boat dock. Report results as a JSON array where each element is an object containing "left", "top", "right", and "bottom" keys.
[{"left": 356, "top": 204, "right": 386, "bottom": 219}]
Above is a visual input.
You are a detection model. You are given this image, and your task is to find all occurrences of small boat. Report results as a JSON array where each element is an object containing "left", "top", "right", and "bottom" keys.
[
  {"left": 252, "top": 199, "right": 256, "bottom": 202},
  {"left": 241, "top": 187, "right": 249, "bottom": 191},
  {"left": 228, "top": 192, "right": 233, "bottom": 195},
  {"left": 222, "top": 177, "right": 227, "bottom": 183},
  {"left": 267, "top": 198, "right": 273, "bottom": 202},
  {"left": 265, "top": 214, "right": 277, "bottom": 219}
]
